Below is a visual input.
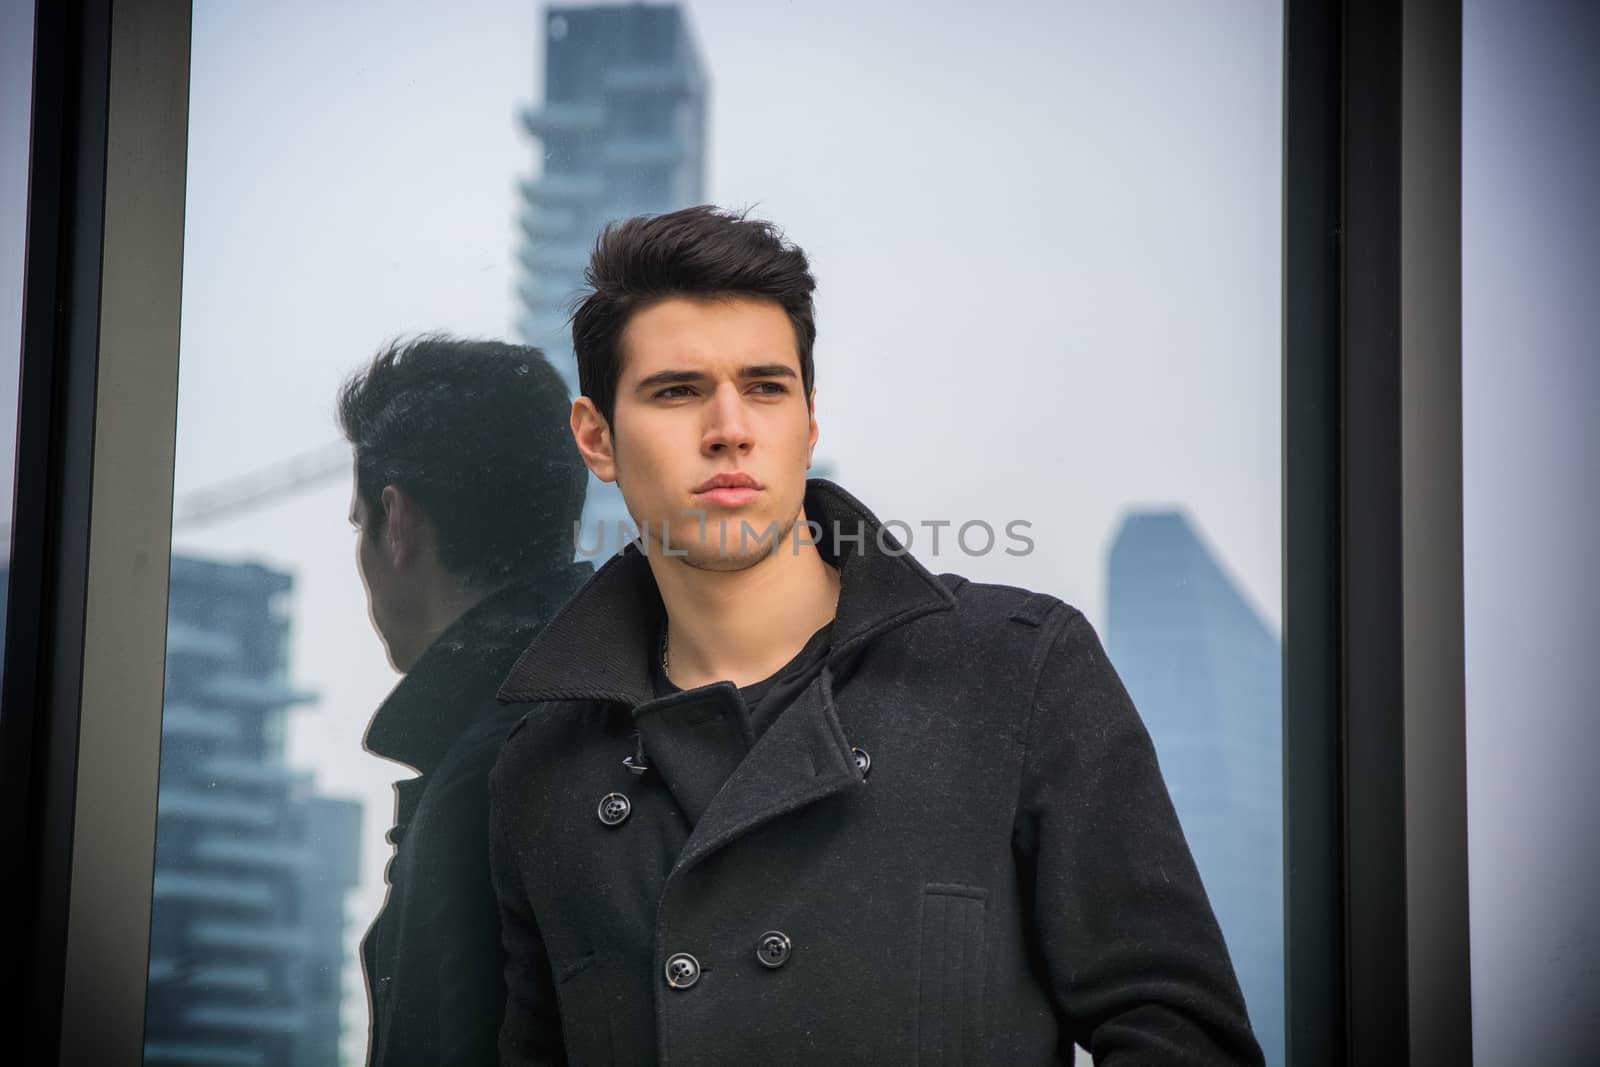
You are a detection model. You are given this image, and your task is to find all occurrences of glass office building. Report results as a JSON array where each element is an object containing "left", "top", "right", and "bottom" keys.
[
  {"left": 143, "top": 557, "right": 360, "bottom": 1067},
  {"left": 1108, "top": 511, "right": 1284, "bottom": 1065},
  {"left": 517, "top": 3, "right": 708, "bottom": 561}
]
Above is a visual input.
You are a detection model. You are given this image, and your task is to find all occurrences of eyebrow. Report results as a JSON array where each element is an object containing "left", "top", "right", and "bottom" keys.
[{"left": 633, "top": 364, "right": 799, "bottom": 393}]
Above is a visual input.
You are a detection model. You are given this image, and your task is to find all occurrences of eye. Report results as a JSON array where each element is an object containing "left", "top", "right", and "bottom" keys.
[
  {"left": 751, "top": 381, "right": 789, "bottom": 395},
  {"left": 655, "top": 385, "right": 695, "bottom": 399}
]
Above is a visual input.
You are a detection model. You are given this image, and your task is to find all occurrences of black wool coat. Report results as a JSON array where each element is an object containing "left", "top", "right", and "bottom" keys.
[
  {"left": 361, "top": 564, "right": 591, "bottom": 1067},
  {"left": 489, "top": 479, "right": 1264, "bottom": 1066}
]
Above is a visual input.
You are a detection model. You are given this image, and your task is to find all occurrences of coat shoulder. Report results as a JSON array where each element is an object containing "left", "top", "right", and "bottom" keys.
[
  {"left": 498, "top": 698, "right": 581, "bottom": 751},
  {"left": 492, "top": 698, "right": 615, "bottom": 792},
  {"left": 931, "top": 571, "right": 1087, "bottom": 641},
  {"left": 866, "top": 573, "right": 1091, "bottom": 713}
]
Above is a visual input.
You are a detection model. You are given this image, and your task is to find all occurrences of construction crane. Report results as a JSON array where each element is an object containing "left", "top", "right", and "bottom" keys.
[
  {"left": 171, "top": 441, "right": 349, "bottom": 532},
  {"left": 1, "top": 441, "right": 351, "bottom": 564}
]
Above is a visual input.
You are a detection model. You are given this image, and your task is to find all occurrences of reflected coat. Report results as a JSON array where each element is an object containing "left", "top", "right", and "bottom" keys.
[
  {"left": 361, "top": 565, "right": 590, "bottom": 1067},
  {"left": 489, "top": 479, "right": 1263, "bottom": 1065}
]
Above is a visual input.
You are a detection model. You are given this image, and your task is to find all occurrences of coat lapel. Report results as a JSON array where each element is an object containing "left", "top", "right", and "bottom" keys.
[
  {"left": 669, "top": 665, "right": 861, "bottom": 878},
  {"left": 631, "top": 682, "right": 753, "bottom": 826}
]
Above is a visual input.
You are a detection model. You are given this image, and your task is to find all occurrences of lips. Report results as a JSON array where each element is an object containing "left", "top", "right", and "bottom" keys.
[
  {"left": 692, "top": 472, "right": 761, "bottom": 508},
  {"left": 696, "top": 486, "right": 760, "bottom": 508},
  {"left": 694, "top": 472, "right": 761, "bottom": 492}
]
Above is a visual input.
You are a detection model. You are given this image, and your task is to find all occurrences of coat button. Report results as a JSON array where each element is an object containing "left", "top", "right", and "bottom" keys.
[
  {"left": 851, "top": 746, "right": 871, "bottom": 776},
  {"left": 623, "top": 733, "right": 650, "bottom": 775},
  {"left": 664, "top": 952, "right": 701, "bottom": 989},
  {"left": 597, "top": 792, "right": 631, "bottom": 826},
  {"left": 757, "top": 931, "right": 792, "bottom": 969}
]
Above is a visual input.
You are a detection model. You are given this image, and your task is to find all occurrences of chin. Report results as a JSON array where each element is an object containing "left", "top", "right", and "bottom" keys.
[
  {"left": 678, "top": 511, "right": 799, "bottom": 569},
  {"left": 676, "top": 544, "right": 773, "bottom": 572}
]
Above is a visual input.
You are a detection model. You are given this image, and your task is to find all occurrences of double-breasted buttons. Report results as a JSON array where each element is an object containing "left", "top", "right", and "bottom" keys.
[
  {"left": 757, "top": 931, "right": 792, "bottom": 969},
  {"left": 851, "top": 746, "right": 871, "bottom": 776},
  {"left": 597, "top": 792, "right": 631, "bottom": 826},
  {"left": 664, "top": 952, "right": 701, "bottom": 989}
]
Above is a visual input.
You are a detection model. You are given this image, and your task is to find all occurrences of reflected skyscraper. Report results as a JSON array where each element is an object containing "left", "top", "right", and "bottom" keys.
[
  {"left": 516, "top": 3, "right": 708, "bottom": 559},
  {"left": 1106, "top": 511, "right": 1284, "bottom": 1067},
  {"left": 144, "top": 556, "right": 360, "bottom": 1067}
]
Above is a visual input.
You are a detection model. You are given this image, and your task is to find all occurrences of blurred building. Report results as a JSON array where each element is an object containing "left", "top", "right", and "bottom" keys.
[
  {"left": 1106, "top": 511, "right": 1284, "bottom": 1067},
  {"left": 517, "top": 2, "right": 708, "bottom": 559},
  {"left": 143, "top": 556, "right": 360, "bottom": 1067}
]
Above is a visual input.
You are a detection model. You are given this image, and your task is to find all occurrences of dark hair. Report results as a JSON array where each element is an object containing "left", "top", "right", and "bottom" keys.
[
  {"left": 337, "top": 335, "right": 586, "bottom": 589},
  {"left": 571, "top": 205, "right": 817, "bottom": 427}
]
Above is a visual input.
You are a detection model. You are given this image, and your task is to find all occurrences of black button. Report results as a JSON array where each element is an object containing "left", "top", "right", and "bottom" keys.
[
  {"left": 597, "top": 792, "right": 631, "bottom": 826},
  {"left": 664, "top": 952, "right": 701, "bottom": 989},
  {"left": 851, "top": 746, "right": 871, "bottom": 776},
  {"left": 757, "top": 930, "right": 791, "bottom": 969}
]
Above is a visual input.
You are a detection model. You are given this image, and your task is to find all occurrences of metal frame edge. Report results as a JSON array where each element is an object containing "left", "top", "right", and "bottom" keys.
[{"left": 57, "top": 0, "right": 191, "bottom": 1063}]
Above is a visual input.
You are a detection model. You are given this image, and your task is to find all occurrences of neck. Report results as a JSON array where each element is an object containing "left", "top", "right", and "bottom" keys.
[{"left": 648, "top": 510, "right": 841, "bottom": 690}]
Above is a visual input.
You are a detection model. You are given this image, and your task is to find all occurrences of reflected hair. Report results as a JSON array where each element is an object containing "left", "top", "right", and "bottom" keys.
[
  {"left": 571, "top": 204, "right": 817, "bottom": 428},
  {"left": 337, "top": 335, "right": 586, "bottom": 589}
]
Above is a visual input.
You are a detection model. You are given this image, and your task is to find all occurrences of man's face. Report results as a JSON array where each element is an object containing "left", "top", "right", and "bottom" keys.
[{"left": 605, "top": 295, "right": 818, "bottom": 570}]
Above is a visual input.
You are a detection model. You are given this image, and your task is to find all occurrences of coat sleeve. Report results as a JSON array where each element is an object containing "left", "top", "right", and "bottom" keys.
[
  {"left": 488, "top": 751, "right": 569, "bottom": 1067},
  {"left": 1013, "top": 606, "right": 1265, "bottom": 1066}
]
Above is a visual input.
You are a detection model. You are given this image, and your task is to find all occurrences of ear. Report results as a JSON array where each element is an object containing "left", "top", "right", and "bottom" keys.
[
  {"left": 571, "top": 397, "right": 617, "bottom": 483},
  {"left": 806, "top": 388, "right": 819, "bottom": 468},
  {"left": 379, "top": 484, "right": 425, "bottom": 568}
]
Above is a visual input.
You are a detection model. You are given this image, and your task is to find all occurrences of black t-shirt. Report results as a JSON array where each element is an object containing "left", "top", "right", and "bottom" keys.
[{"left": 650, "top": 621, "right": 835, "bottom": 740}]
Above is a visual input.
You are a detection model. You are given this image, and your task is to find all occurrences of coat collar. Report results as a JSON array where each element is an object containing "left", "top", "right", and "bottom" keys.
[
  {"left": 365, "top": 561, "right": 593, "bottom": 774},
  {"left": 495, "top": 478, "right": 958, "bottom": 708}
]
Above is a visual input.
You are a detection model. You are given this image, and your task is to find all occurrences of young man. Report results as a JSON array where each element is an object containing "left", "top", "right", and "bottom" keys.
[
  {"left": 488, "top": 208, "right": 1264, "bottom": 1065},
  {"left": 339, "top": 337, "right": 594, "bottom": 1066}
]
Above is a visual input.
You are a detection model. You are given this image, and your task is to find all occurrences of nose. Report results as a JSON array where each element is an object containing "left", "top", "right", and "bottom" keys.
[{"left": 701, "top": 381, "right": 753, "bottom": 456}]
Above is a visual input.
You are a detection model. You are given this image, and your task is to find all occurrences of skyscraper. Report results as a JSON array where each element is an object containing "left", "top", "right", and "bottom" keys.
[
  {"left": 1106, "top": 510, "right": 1284, "bottom": 1067},
  {"left": 144, "top": 556, "right": 360, "bottom": 1067},
  {"left": 516, "top": 3, "right": 708, "bottom": 559}
]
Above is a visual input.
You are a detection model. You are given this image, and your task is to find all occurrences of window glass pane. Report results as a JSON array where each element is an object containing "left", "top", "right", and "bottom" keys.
[
  {"left": 151, "top": 3, "right": 1284, "bottom": 1064},
  {"left": 1464, "top": 2, "right": 1600, "bottom": 1063},
  {"left": 0, "top": 0, "right": 35, "bottom": 681}
]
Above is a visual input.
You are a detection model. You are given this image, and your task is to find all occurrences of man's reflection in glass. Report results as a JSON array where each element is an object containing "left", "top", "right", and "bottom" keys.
[{"left": 337, "top": 337, "right": 592, "bottom": 1066}]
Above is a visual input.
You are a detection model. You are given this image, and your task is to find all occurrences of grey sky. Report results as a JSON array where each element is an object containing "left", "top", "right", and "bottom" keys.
[{"left": 163, "top": 1, "right": 1282, "bottom": 1058}]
